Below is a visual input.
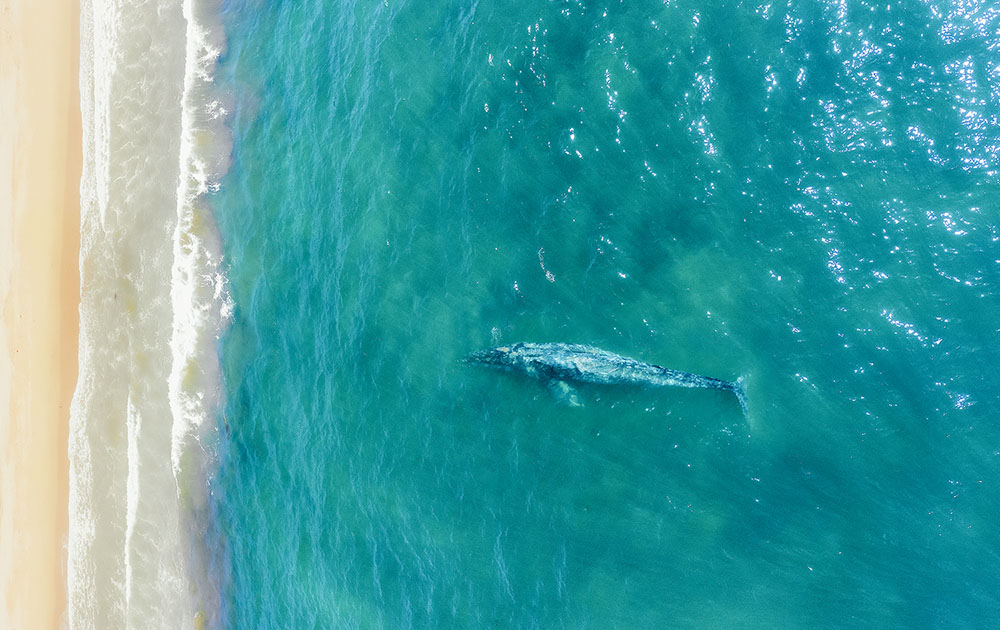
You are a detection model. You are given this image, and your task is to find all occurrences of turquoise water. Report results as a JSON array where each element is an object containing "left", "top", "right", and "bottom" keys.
[{"left": 211, "top": 0, "right": 1000, "bottom": 627}]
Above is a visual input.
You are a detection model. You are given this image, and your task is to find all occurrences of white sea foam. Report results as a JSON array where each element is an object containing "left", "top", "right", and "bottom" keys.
[
  {"left": 170, "top": 0, "right": 233, "bottom": 626},
  {"left": 69, "top": 0, "right": 231, "bottom": 628}
]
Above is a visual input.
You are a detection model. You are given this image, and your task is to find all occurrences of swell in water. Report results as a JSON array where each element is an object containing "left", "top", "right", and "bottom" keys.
[{"left": 69, "top": 0, "right": 231, "bottom": 628}]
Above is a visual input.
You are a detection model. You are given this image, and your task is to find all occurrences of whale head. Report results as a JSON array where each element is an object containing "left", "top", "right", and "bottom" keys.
[
  {"left": 465, "top": 346, "right": 516, "bottom": 369},
  {"left": 466, "top": 343, "right": 546, "bottom": 378}
]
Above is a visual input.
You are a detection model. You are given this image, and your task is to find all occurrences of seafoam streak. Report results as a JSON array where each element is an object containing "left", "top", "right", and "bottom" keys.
[
  {"left": 69, "top": 0, "right": 231, "bottom": 628},
  {"left": 170, "top": 0, "right": 233, "bottom": 626}
]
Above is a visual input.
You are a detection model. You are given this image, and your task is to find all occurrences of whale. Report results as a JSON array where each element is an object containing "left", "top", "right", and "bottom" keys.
[{"left": 466, "top": 342, "right": 748, "bottom": 417}]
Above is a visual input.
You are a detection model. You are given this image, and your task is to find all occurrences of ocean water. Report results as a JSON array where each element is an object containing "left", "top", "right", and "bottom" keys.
[{"left": 71, "top": 0, "right": 1000, "bottom": 628}]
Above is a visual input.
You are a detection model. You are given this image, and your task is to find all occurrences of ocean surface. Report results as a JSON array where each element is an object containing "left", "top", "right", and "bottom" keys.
[{"left": 71, "top": 0, "right": 1000, "bottom": 628}]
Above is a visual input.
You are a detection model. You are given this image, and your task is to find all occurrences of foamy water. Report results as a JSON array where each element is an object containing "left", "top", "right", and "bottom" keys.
[{"left": 69, "top": 0, "right": 230, "bottom": 627}]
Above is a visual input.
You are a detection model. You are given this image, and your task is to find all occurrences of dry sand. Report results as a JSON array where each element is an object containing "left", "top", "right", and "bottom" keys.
[{"left": 0, "top": 0, "right": 81, "bottom": 627}]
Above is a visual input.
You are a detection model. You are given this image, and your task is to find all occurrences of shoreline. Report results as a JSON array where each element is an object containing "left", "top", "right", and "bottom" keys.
[{"left": 0, "top": 0, "right": 82, "bottom": 627}]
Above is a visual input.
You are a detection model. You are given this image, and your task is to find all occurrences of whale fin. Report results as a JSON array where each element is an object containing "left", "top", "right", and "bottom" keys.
[
  {"left": 547, "top": 379, "right": 584, "bottom": 407},
  {"left": 733, "top": 375, "right": 749, "bottom": 419}
]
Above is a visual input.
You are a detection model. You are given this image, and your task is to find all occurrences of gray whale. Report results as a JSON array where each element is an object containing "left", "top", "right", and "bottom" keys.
[{"left": 466, "top": 342, "right": 748, "bottom": 417}]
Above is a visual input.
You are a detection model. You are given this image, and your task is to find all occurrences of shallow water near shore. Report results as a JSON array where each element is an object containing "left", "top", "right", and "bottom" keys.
[
  {"left": 211, "top": 0, "right": 1000, "bottom": 627},
  {"left": 80, "top": 0, "right": 1000, "bottom": 626}
]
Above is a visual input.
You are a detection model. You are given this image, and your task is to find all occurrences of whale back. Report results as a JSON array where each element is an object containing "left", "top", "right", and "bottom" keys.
[{"left": 466, "top": 342, "right": 748, "bottom": 418}]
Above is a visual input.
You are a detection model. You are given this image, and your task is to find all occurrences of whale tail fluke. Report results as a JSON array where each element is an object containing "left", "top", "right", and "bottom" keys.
[{"left": 733, "top": 375, "right": 749, "bottom": 420}]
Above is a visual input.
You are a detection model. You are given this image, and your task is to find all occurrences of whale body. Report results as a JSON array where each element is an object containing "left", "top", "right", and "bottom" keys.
[{"left": 466, "top": 342, "right": 748, "bottom": 417}]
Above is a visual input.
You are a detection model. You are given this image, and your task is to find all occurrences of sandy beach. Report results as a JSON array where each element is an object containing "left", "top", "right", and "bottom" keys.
[{"left": 0, "top": 0, "right": 81, "bottom": 628}]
